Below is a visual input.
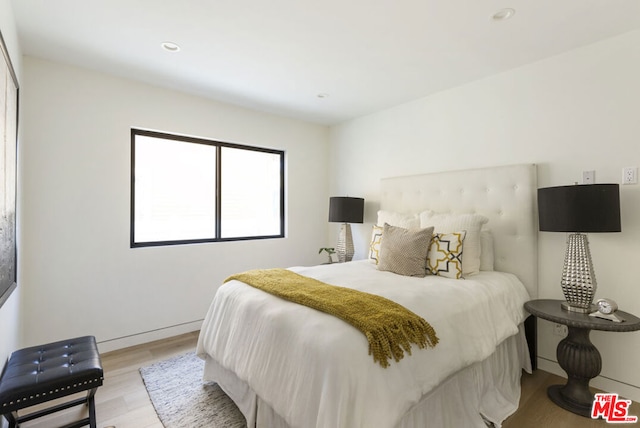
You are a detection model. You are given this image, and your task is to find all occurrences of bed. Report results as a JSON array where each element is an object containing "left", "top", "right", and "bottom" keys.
[{"left": 196, "top": 163, "right": 538, "bottom": 428}]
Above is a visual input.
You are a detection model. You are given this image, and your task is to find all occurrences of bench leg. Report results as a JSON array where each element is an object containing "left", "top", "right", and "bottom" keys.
[
  {"left": 87, "top": 388, "right": 97, "bottom": 428},
  {"left": 3, "top": 411, "right": 18, "bottom": 428},
  {"left": 5, "top": 388, "right": 100, "bottom": 428}
]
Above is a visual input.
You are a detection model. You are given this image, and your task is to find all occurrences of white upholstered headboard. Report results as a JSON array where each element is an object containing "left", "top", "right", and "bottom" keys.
[{"left": 380, "top": 164, "right": 538, "bottom": 299}]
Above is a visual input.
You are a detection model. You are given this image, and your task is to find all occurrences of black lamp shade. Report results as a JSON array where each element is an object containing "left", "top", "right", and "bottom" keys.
[
  {"left": 329, "top": 197, "right": 364, "bottom": 224},
  {"left": 538, "top": 184, "right": 621, "bottom": 233}
]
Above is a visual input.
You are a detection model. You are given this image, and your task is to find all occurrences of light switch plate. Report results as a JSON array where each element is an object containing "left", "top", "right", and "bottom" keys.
[{"left": 582, "top": 170, "right": 595, "bottom": 184}]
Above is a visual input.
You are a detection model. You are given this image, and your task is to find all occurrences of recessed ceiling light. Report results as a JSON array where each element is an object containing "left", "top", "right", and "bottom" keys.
[
  {"left": 492, "top": 8, "right": 515, "bottom": 21},
  {"left": 161, "top": 41, "right": 181, "bottom": 52}
]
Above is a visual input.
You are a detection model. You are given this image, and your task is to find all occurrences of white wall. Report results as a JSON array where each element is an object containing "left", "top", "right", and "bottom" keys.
[
  {"left": 329, "top": 30, "right": 640, "bottom": 401},
  {"left": 0, "top": 0, "right": 22, "bottom": 371},
  {"left": 20, "top": 56, "right": 329, "bottom": 352}
]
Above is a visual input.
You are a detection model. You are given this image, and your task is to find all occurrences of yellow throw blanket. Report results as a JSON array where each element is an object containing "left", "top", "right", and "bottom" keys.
[{"left": 224, "top": 268, "right": 439, "bottom": 368}]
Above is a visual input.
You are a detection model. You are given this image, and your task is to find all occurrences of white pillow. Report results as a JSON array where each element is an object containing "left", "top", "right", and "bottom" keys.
[
  {"left": 376, "top": 210, "right": 420, "bottom": 229},
  {"left": 419, "top": 212, "right": 488, "bottom": 276},
  {"left": 480, "top": 229, "right": 494, "bottom": 271}
]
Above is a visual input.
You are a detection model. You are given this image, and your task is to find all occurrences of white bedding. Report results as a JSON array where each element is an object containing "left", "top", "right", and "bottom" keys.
[{"left": 196, "top": 261, "right": 530, "bottom": 428}]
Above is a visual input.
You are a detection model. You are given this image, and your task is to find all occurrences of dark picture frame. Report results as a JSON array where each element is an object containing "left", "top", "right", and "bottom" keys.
[{"left": 0, "top": 29, "right": 19, "bottom": 308}]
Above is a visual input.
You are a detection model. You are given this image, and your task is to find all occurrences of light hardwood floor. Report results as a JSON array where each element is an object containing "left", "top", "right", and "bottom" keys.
[
  {"left": 16, "top": 332, "right": 640, "bottom": 427},
  {"left": 503, "top": 370, "right": 640, "bottom": 427}
]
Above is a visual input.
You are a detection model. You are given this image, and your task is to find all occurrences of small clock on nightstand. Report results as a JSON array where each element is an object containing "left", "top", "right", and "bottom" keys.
[{"left": 589, "top": 298, "right": 624, "bottom": 322}]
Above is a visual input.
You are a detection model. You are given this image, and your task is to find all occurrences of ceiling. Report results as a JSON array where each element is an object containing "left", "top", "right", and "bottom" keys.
[{"left": 10, "top": 0, "right": 640, "bottom": 125}]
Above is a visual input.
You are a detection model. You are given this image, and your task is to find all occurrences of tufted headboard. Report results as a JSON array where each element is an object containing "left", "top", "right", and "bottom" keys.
[{"left": 380, "top": 164, "right": 538, "bottom": 299}]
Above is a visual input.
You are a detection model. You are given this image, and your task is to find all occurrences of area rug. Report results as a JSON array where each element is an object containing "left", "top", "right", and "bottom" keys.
[{"left": 140, "top": 352, "right": 246, "bottom": 428}]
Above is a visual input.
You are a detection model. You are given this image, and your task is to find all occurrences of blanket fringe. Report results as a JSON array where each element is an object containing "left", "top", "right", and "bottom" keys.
[{"left": 366, "top": 319, "right": 439, "bottom": 368}]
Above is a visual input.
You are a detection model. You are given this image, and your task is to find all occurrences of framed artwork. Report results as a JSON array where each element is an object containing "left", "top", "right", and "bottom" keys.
[{"left": 0, "top": 29, "right": 19, "bottom": 308}]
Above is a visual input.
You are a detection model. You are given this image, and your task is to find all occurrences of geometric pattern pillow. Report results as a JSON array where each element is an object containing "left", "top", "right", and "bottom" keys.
[
  {"left": 369, "top": 225, "right": 384, "bottom": 263},
  {"left": 426, "top": 231, "right": 466, "bottom": 279},
  {"left": 420, "top": 212, "right": 487, "bottom": 276}
]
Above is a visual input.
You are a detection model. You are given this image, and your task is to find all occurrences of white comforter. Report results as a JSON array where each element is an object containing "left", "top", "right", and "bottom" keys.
[{"left": 196, "top": 261, "right": 530, "bottom": 428}]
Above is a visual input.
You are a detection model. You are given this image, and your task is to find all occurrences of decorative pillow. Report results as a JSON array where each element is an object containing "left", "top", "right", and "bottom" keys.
[
  {"left": 376, "top": 210, "right": 420, "bottom": 229},
  {"left": 369, "top": 225, "right": 384, "bottom": 263},
  {"left": 377, "top": 224, "right": 434, "bottom": 277},
  {"left": 426, "top": 231, "right": 466, "bottom": 279},
  {"left": 480, "top": 229, "right": 494, "bottom": 271},
  {"left": 419, "top": 212, "right": 488, "bottom": 276}
]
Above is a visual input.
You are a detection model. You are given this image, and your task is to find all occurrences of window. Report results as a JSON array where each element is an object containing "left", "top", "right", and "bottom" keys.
[
  {"left": 131, "top": 129, "right": 284, "bottom": 247},
  {"left": 0, "top": 30, "right": 19, "bottom": 308}
]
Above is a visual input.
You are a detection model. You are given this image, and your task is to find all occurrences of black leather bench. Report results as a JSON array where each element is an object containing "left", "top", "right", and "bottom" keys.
[{"left": 0, "top": 336, "right": 103, "bottom": 428}]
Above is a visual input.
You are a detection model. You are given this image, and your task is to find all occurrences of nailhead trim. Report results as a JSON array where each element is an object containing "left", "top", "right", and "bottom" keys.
[{"left": 1, "top": 378, "right": 104, "bottom": 407}]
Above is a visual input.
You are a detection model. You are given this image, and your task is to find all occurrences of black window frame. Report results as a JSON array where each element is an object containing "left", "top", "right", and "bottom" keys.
[
  {"left": 0, "top": 29, "right": 19, "bottom": 309},
  {"left": 130, "top": 129, "right": 285, "bottom": 248}
]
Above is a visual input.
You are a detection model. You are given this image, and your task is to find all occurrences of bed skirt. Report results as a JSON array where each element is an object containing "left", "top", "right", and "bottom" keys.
[{"left": 202, "top": 324, "right": 531, "bottom": 428}]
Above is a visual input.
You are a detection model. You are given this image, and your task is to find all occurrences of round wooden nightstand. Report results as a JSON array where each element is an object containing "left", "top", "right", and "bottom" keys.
[{"left": 524, "top": 299, "right": 640, "bottom": 417}]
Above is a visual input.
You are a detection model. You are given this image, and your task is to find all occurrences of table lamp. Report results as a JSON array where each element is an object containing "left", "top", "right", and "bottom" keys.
[
  {"left": 538, "top": 184, "right": 621, "bottom": 313},
  {"left": 329, "top": 197, "right": 364, "bottom": 263}
]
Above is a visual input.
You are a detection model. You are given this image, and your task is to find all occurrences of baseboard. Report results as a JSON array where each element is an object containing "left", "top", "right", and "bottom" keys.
[
  {"left": 96, "top": 320, "right": 203, "bottom": 353},
  {"left": 537, "top": 357, "right": 640, "bottom": 403}
]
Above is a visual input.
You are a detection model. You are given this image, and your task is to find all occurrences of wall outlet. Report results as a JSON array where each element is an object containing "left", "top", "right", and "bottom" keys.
[
  {"left": 553, "top": 323, "right": 568, "bottom": 337},
  {"left": 623, "top": 167, "right": 638, "bottom": 185},
  {"left": 582, "top": 170, "right": 595, "bottom": 184}
]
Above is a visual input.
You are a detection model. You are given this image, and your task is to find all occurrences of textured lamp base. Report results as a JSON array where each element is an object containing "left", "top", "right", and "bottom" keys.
[
  {"left": 561, "top": 233, "right": 597, "bottom": 313},
  {"left": 561, "top": 301, "right": 597, "bottom": 313},
  {"left": 336, "top": 223, "right": 354, "bottom": 263}
]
